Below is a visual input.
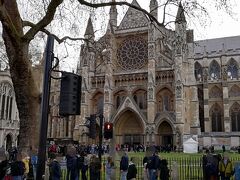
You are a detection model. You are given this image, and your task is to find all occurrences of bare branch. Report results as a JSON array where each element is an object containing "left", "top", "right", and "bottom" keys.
[
  {"left": 23, "top": 20, "right": 87, "bottom": 44},
  {"left": 77, "top": 0, "right": 164, "bottom": 26},
  {"left": 23, "top": 0, "right": 63, "bottom": 42}
]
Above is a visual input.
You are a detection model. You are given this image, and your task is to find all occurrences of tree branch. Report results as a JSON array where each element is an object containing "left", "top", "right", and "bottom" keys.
[
  {"left": 77, "top": 0, "right": 164, "bottom": 27},
  {"left": 22, "top": 0, "right": 63, "bottom": 42},
  {"left": 23, "top": 20, "right": 87, "bottom": 44}
]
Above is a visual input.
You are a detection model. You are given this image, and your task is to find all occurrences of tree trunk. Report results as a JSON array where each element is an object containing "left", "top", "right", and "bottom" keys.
[{"left": 2, "top": 30, "right": 40, "bottom": 153}]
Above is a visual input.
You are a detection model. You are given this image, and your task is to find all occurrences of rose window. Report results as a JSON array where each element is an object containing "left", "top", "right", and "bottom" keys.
[{"left": 117, "top": 38, "right": 148, "bottom": 70}]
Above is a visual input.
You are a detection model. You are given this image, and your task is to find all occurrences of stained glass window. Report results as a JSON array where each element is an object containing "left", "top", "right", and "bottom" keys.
[
  {"left": 194, "top": 62, "right": 202, "bottom": 81},
  {"left": 117, "top": 37, "right": 148, "bottom": 70},
  {"left": 211, "top": 104, "right": 223, "bottom": 132},
  {"left": 209, "top": 60, "right": 220, "bottom": 80},
  {"left": 227, "top": 59, "right": 238, "bottom": 79}
]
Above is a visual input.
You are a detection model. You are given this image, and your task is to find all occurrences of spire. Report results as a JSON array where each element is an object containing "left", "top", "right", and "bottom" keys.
[
  {"left": 175, "top": 2, "right": 186, "bottom": 23},
  {"left": 108, "top": 0, "right": 118, "bottom": 31},
  {"left": 150, "top": 0, "right": 158, "bottom": 20},
  {"left": 84, "top": 17, "right": 94, "bottom": 38}
]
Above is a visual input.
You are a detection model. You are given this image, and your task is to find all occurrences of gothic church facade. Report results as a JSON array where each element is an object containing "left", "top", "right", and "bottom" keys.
[{"left": 74, "top": 0, "right": 240, "bottom": 149}]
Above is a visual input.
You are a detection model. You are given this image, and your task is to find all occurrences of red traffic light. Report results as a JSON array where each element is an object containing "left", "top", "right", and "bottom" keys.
[
  {"left": 104, "top": 122, "right": 113, "bottom": 130},
  {"left": 104, "top": 122, "right": 113, "bottom": 139}
]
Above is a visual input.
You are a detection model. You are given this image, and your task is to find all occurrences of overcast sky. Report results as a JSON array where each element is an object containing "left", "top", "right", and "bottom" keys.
[{"left": 137, "top": 0, "right": 240, "bottom": 40}]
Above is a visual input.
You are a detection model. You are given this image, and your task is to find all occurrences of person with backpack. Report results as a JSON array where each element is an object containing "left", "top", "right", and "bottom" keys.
[
  {"left": 10, "top": 153, "right": 25, "bottom": 180},
  {"left": 127, "top": 157, "right": 137, "bottom": 180},
  {"left": 219, "top": 154, "right": 234, "bottom": 180},
  {"left": 66, "top": 146, "right": 78, "bottom": 180},
  {"left": 148, "top": 151, "right": 160, "bottom": 180},
  {"left": 0, "top": 153, "right": 9, "bottom": 180},
  {"left": 120, "top": 152, "right": 129, "bottom": 180},
  {"left": 89, "top": 155, "right": 101, "bottom": 180},
  {"left": 204, "top": 149, "right": 218, "bottom": 180},
  {"left": 159, "top": 159, "right": 170, "bottom": 180},
  {"left": 77, "top": 151, "right": 88, "bottom": 180},
  {"left": 48, "top": 153, "right": 61, "bottom": 180}
]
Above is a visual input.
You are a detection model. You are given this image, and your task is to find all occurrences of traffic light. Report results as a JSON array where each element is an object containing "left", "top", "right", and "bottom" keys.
[
  {"left": 104, "top": 122, "right": 113, "bottom": 139},
  {"left": 85, "top": 114, "right": 96, "bottom": 139},
  {"left": 59, "top": 72, "right": 82, "bottom": 116}
]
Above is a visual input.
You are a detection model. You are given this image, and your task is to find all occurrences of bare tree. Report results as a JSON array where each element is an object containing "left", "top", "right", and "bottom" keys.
[{"left": 0, "top": 0, "right": 234, "bottom": 152}]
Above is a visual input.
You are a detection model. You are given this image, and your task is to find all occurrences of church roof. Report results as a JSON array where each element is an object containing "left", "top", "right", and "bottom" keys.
[
  {"left": 84, "top": 17, "right": 94, "bottom": 36},
  {"left": 117, "top": 0, "right": 149, "bottom": 31},
  {"left": 194, "top": 36, "right": 240, "bottom": 56}
]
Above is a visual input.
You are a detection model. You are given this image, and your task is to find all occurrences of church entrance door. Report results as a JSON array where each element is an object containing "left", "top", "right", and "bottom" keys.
[
  {"left": 157, "top": 121, "right": 173, "bottom": 149},
  {"left": 115, "top": 110, "right": 144, "bottom": 148}
]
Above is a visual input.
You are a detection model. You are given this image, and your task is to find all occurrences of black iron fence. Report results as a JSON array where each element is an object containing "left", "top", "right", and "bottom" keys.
[{"left": 56, "top": 156, "right": 240, "bottom": 180}]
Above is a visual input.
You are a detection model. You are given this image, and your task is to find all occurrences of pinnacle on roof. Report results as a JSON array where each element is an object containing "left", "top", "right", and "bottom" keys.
[
  {"left": 84, "top": 17, "right": 94, "bottom": 36},
  {"left": 176, "top": 2, "right": 186, "bottom": 23}
]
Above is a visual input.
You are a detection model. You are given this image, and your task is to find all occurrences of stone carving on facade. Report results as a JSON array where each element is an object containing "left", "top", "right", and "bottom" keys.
[
  {"left": 203, "top": 67, "right": 208, "bottom": 82},
  {"left": 81, "top": 92, "right": 86, "bottom": 103},
  {"left": 148, "top": 87, "right": 153, "bottom": 100},
  {"left": 148, "top": 44, "right": 155, "bottom": 59},
  {"left": 125, "top": 99, "right": 131, "bottom": 107},
  {"left": 148, "top": 24, "right": 154, "bottom": 42},
  {"left": 176, "top": 80, "right": 182, "bottom": 99},
  {"left": 175, "top": 127, "right": 182, "bottom": 146},
  {"left": 105, "top": 91, "right": 109, "bottom": 102},
  {"left": 222, "top": 65, "right": 228, "bottom": 81}
]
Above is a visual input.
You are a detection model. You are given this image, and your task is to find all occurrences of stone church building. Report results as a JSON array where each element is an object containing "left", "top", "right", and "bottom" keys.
[{"left": 49, "top": 0, "right": 240, "bottom": 150}]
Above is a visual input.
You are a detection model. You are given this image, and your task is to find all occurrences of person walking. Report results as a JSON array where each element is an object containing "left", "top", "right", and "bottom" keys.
[
  {"left": 219, "top": 154, "right": 234, "bottom": 180},
  {"left": 159, "top": 159, "right": 170, "bottom": 180},
  {"left": 48, "top": 153, "right": 61, "bottom": 180},
  {"left": 105, "top": 156, "right": 114, "bottom": 180},
  {"left": 10, "top": 153, "right": 25, "bottom": 180},
  {"left": 148, "top": 151, "right": 160, "bottom": 180},
  {"left": 127, "top": 157, "right": 137, "bottom": 180},
  {"left": 120, "top": 152, "right": 129, "bottom": 180},
  {"left": 89, "top": 155, "right": 101, "bottom": 180},
  {"left": 22, "top": 153, "right": 30, "bottom": 179},
  {"left": 0, "top": 153, "right": 9, "bottom": 180},
  {"left": 66, "top": 146, "right": 78, "bottom": 180},
  {"left": 77, "top": 151, "right": 88, "bottom": 180}
]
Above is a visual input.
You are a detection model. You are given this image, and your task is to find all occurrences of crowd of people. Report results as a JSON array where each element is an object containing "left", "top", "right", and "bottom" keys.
[
  {"left": 202, "top": 149, "right": 236, "bottom": 180},
  {"left": 1, "top": 143, "right": 240, "bottom": 180}
]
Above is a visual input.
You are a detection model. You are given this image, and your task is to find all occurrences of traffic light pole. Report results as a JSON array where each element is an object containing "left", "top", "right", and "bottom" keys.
[
  {"left": 36, "top": 35, "right": 54, "bottom": 180},
  {"left": 98, "top": 113, "right": 104, "bottom": 179}
]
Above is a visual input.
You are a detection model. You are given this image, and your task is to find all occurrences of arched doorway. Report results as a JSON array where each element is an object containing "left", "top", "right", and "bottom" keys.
[
  {"left": 157, "top": 121, "right": 173, "bottom": 147},
  {"left": 6, "top": 134, "right": 12, "bottom": 151},
  {"left": 115, "top": 110, "right": 144, "bottom": 147}
]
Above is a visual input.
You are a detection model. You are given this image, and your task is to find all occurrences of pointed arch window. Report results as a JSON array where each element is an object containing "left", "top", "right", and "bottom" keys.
[
  {"left": 227, "top": 59, "right": 238, "bottom": 79},
  {"left": 229, "top": 85, "right": 240, "bottom": 97},
  {"left": 132, "top": 90, "right": 147, "bottom": 109},
  {"left": 0, "top": 82, "right": 13, "bottom": 120},
  {"left": 114, "top": 90, "right": 127, "bottom": 110},
  {"left": 211, "top": 104, "right": 223, "bottom": 132},
  {"left": 230, "top": 102, "right": 240, "bottom": 132},
  {"left": 194, "top": 62, "right": 203, "bottom": 81},
  {"left": 92, "top": 92, "right": 104, "bottom": 114},
  {"left": 209, "top": 60, "right": 220, "bottom": 80},
  {"left": 156, "top": 88, "right": 174, "bottom": 112}
]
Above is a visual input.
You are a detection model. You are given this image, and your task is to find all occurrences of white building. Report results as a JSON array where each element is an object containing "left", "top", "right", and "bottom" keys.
[{"left": 0, "top": 68, "right": 19, "bottom": 150}]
